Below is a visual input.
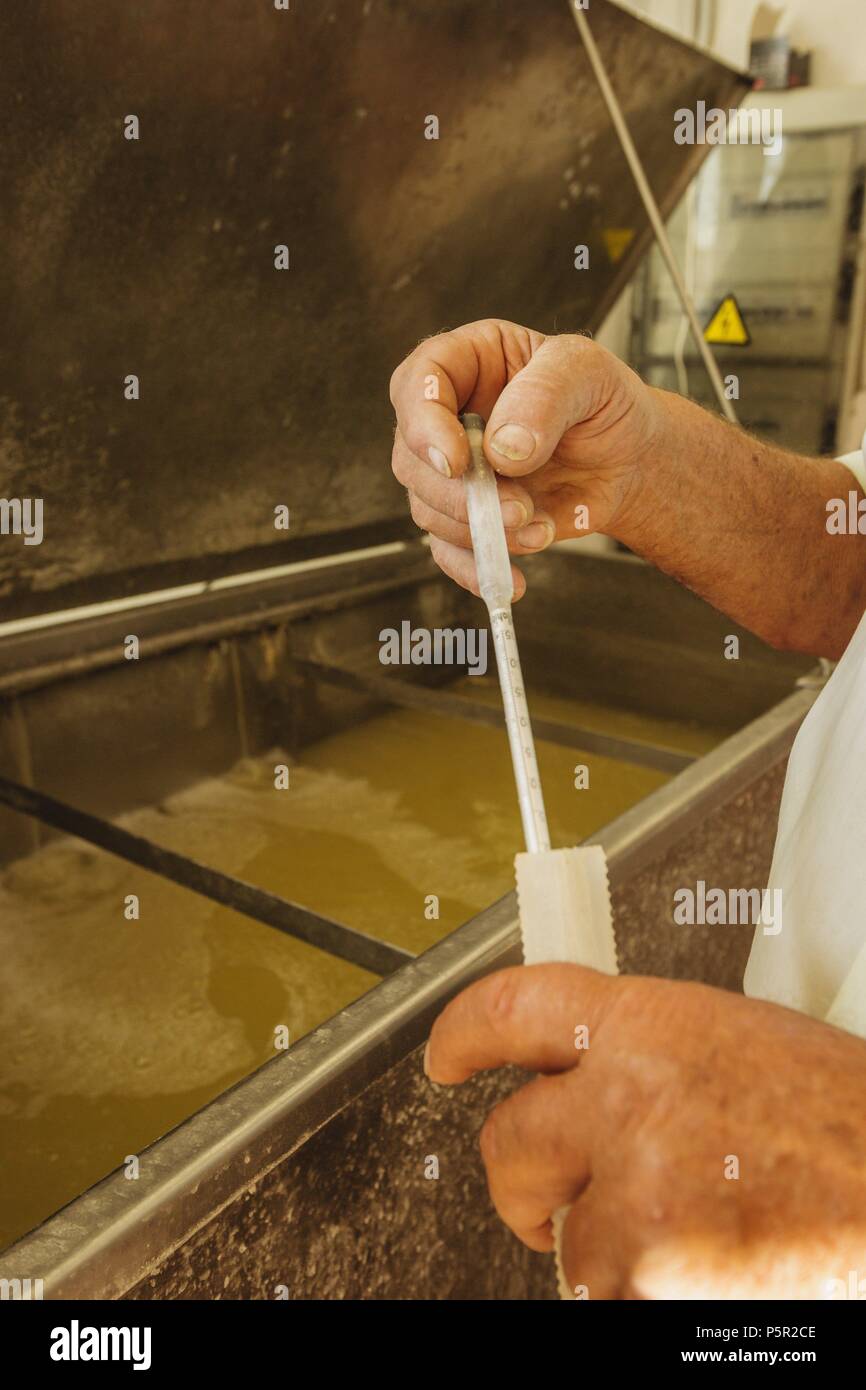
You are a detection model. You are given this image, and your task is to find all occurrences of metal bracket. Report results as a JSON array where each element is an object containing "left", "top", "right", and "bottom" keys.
[{"left": 0, "top": 775, "right": 413, "bottom": 978}]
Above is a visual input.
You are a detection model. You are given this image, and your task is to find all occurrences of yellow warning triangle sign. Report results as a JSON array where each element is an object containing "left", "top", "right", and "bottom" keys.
[
  {"left": 602, "top": 228, "right": 635, "bottom": 264},
  {"left": 703, "top": 294, "right": 751, "bottom": 346}
]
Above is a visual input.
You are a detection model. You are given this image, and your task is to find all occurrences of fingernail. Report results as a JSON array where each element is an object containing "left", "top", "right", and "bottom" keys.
[
  {"left": 517, "top": 520, "right": 555, "bottom": 549},
  {"left": 423, "top": 1040, "right": 431, "bottom": 1077},
  {"left": 501, "top": 500, "right": 530, "bottom": 529},
  {"left": 428, "top": 445, "right": 451, "bottom": 477},
  {"left": 490, "top": 423, "right": 535, "bottom": 462}
]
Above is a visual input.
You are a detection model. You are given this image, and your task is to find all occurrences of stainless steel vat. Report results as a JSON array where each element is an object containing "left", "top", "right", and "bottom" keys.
[{"left": 0, "top": 0, "right": 780, "bottom": 1300}]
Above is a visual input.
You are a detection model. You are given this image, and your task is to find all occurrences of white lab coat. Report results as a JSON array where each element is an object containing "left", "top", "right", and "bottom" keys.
[{"left": 744, "top": 432, "right": 866, "bottom": 1037}]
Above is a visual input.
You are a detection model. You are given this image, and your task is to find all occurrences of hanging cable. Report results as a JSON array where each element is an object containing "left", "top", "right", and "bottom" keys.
[{"left": 570, "top": 1, "right": 739, "bottom": 423}]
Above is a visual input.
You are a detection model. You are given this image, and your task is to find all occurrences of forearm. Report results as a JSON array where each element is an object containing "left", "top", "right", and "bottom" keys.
[{"left": 609, "top": 388, "right": 866, "bottom": 659}]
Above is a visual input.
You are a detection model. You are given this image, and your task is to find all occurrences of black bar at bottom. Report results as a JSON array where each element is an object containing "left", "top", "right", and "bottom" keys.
[{"left": 0, "top": 775, "right": 413, "bottom": 978}]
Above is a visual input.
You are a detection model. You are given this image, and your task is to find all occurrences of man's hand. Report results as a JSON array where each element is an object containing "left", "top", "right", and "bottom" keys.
[
  {"left": 390, "top": 317, "right": 866, "bottom": 656},
  {"left": 389, "top": 319, "right": 662, "bottom": 599},
  {"left": 425, "top": 964, "right": 866, "bottom": 1299}
]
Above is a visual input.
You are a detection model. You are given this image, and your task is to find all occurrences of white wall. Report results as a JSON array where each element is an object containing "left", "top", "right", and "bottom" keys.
[{"left": 599, "top": 3, "right": 866, "bottom": 452}]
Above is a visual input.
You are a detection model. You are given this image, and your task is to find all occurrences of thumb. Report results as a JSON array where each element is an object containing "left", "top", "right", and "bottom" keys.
[
  {"left": 484, "top": 335, "right": 613, "bottom": 476},
  {"left": 425, "top": 963, "right": 620, "bottom": 1084}
]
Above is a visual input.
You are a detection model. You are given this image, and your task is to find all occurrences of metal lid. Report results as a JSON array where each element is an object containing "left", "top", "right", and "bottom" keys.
[{"left": 0, "top": 0, "right": 745, "bottom": 619}]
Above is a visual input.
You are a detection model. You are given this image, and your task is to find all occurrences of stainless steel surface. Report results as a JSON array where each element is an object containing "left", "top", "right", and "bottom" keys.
[
  {"left": 585, "top": 686, "right": 818, "bottom": 880},
  {"left": 0, "top": 544, "right": 810, "bottom": 870},
  {"left": 0, "top": 774, "right": 413, "bottom": 976},
  {"left": 0, "top": 677, "right": 814, "bottom": 1297},
  {"left": 300, "top": 658, "right": 697, "bottom": 773},
  {"left": 0, "top": 0, "right": 793, "bottom": 1303},
  {"left": 119, "top": 754, "right": 788, "bottom": 1300},
  {"left": 0, "top": 547, "right": 464, "bottom": 867},
  {"left": 514, "top": 549, "right": 811, "bottom": 728},
  {"left": 0, "top": 894, "right": 523, "bottom": 1299},
  {"left": 0, "top": 548, "right": 436, "bottom": 699},
  {"left": 0, "top": 0, "right": 747, "bottom": 620}
]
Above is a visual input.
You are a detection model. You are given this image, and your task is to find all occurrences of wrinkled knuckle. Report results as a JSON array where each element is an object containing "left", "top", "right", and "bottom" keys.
[
  {"left": 466, "top": 317, "right": 503, "bottom": 338},
  {"left": 559, "top": 332, "right": 598, "bottom": 364},
  {"left": 416, "top": 331, "right": 449, "bottom": 360}
]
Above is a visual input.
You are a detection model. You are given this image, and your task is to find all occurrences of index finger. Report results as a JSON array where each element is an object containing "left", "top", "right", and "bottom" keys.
[
  {"left": 389, "top": 331, "right": 481, "bottom": 479},
  {"left": 425, "top": 963, "right": 621, "bottom": 1084}
]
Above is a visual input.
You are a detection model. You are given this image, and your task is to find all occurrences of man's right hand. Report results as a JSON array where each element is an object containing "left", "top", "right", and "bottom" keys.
[
  {"left": 388, "top": 319, "right": 664, "bottom": 599},
  {"left": 389, "top": 317, "right": 866, "bottom": 659}
]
